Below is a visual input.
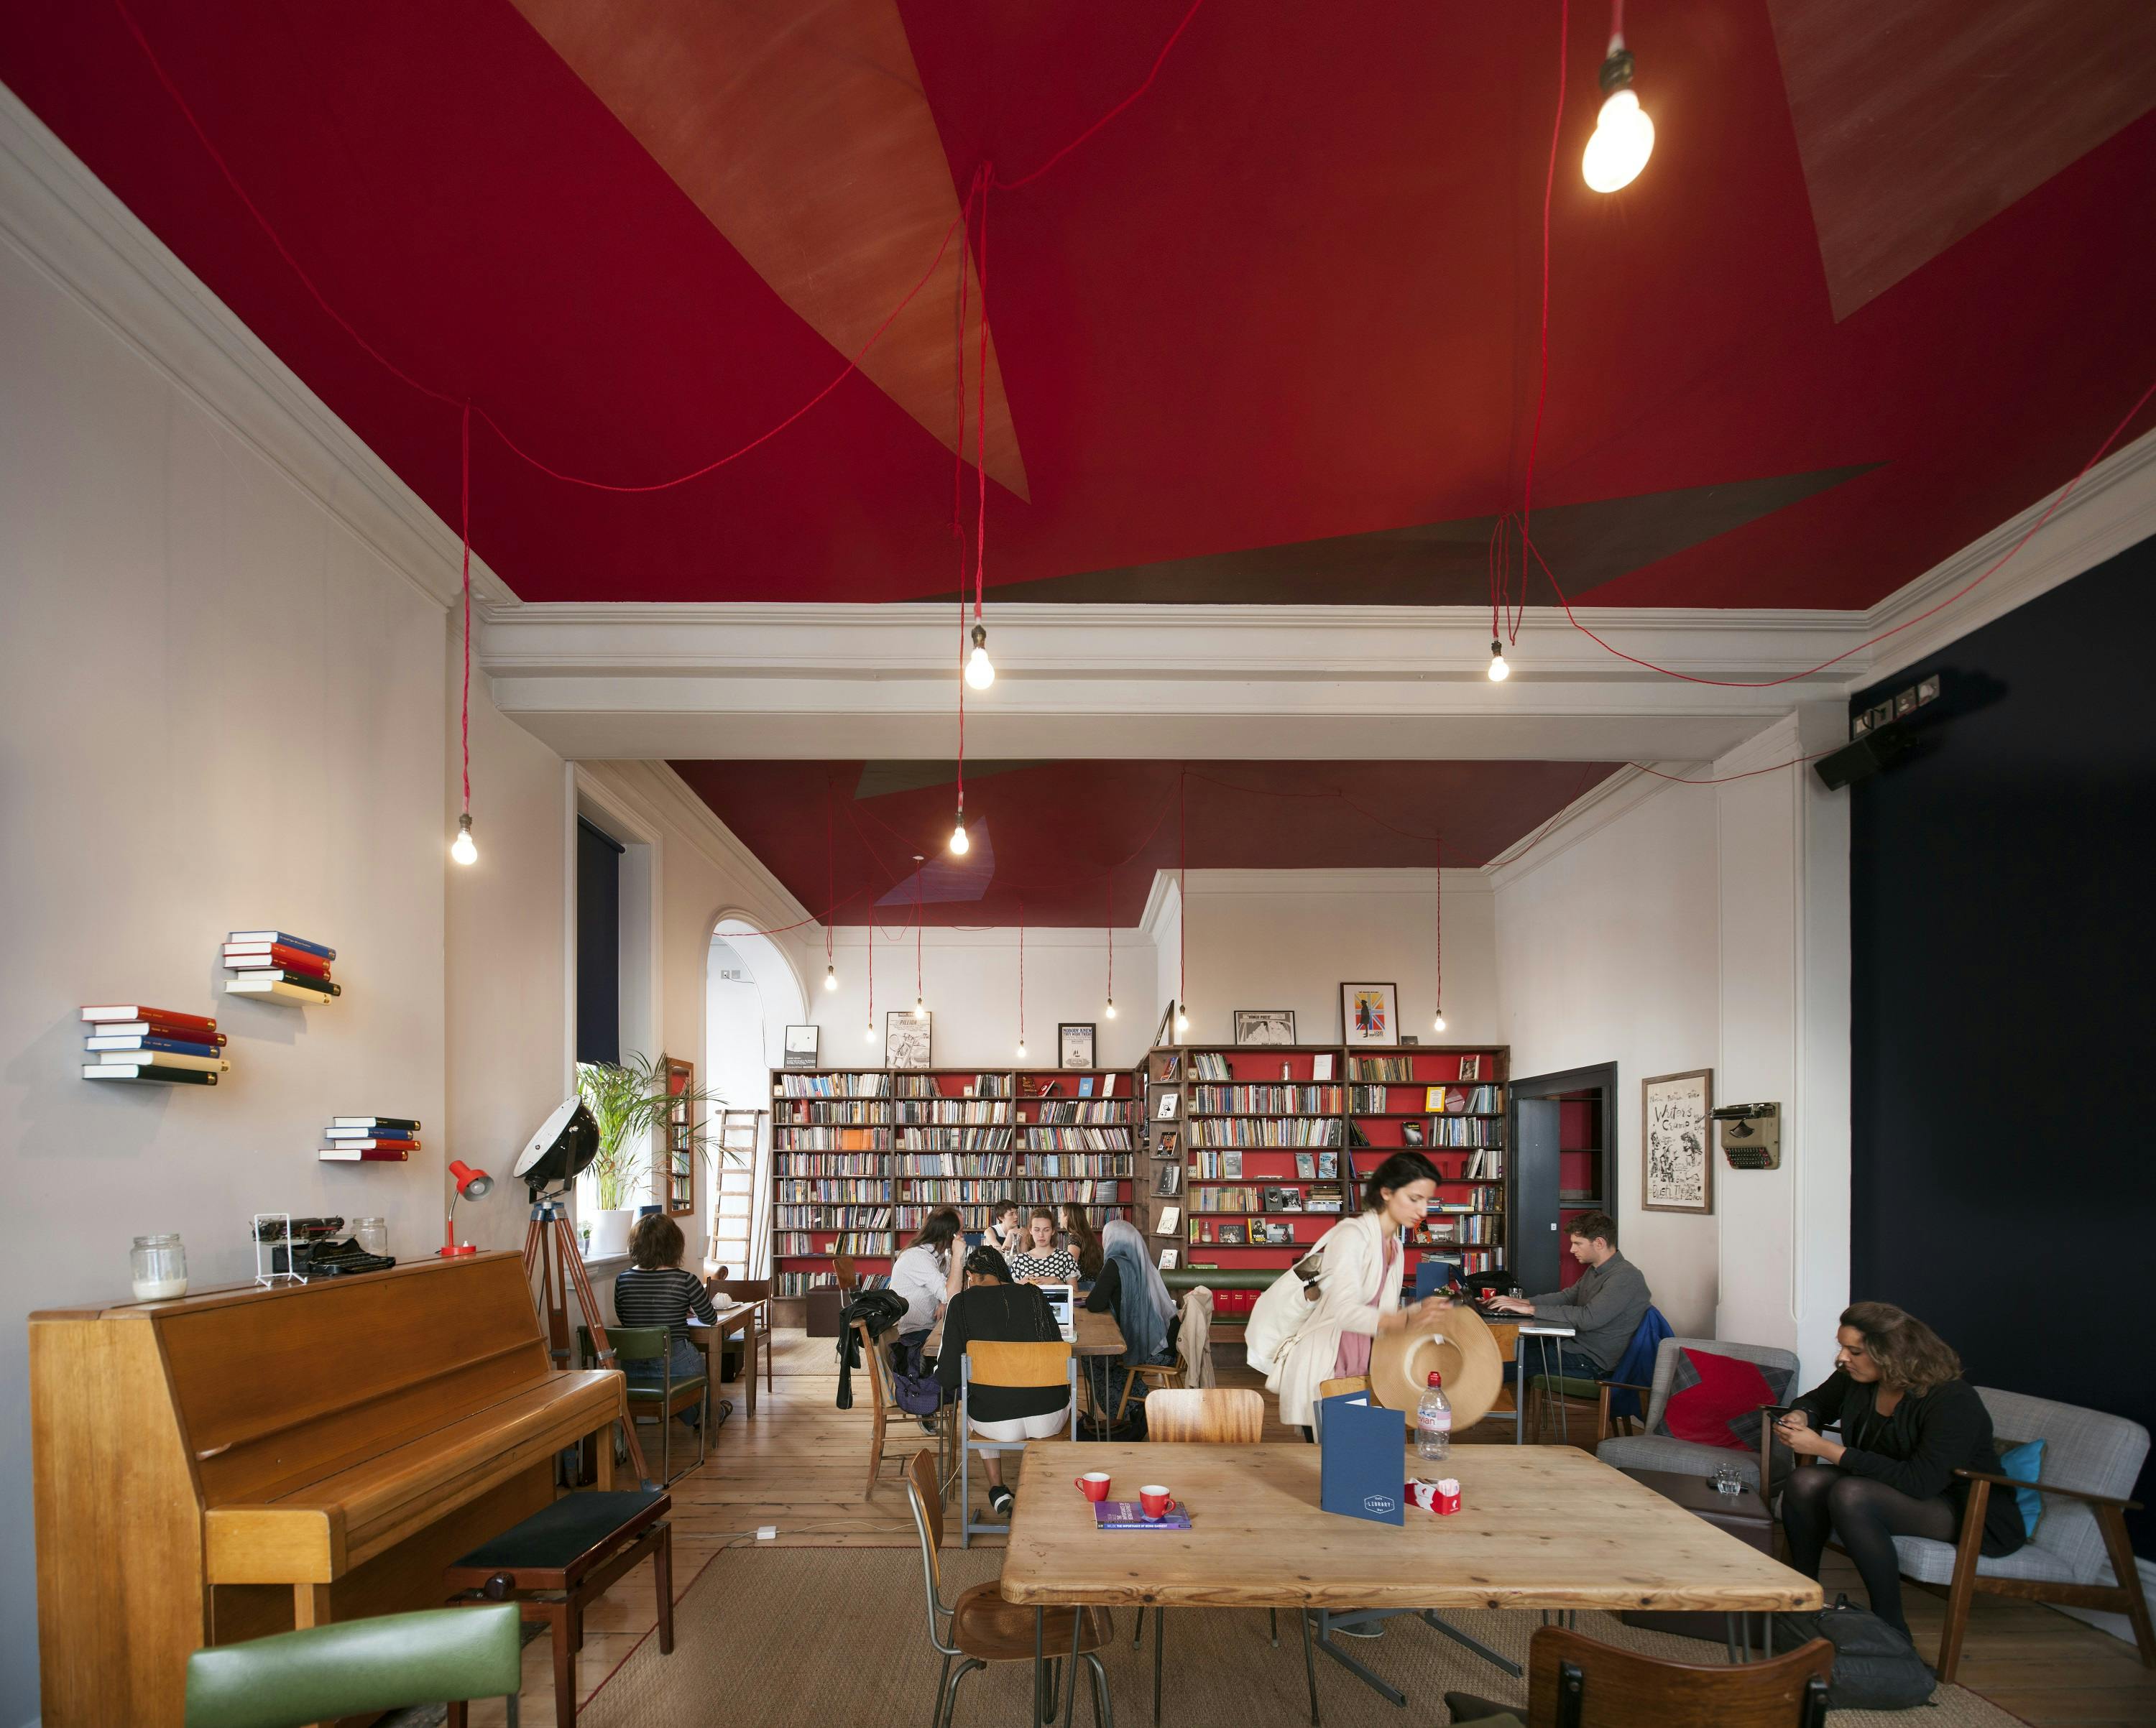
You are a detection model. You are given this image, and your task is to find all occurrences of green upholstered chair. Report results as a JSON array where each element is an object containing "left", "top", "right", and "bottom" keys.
[
  {"left": 578, "top": 1324, "right": 707, "bottom": 1484},
  {"left": 184, "top": 1603, "right": 522, "bottom": 1728}
]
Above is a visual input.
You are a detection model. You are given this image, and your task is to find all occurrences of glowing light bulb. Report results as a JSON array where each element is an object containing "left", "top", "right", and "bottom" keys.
[
  {"left": 1488, "top": 639, "right": 1511, "bottom": 683},
  {"left": 450, "top": 813, "right": 478, "bottom": 866},
  {"left": 824, "top": 964, "right": 838, "bottom": 992},
  {"left": 865, "top": 1020, "right": 877, "bottom": 1045},
  {"left": 1583, "top": 87, "right": 1653, "bottom": 193},
  {"left": 914, "top": 995, "right": 926, "bottom": 1020},
  {"left": 1432, "top": 1009, "right": 1447, "bottom": 1033},
  {"left": 1174, "top": 1004, "right": 1189, "bottom": 1035},
  {"left": 964, "top": 623, "right": 995, "bottom": 690},
  {"left": 1016, "top": 1038, "right": 1028, "bottom": 1061},
  {"left": 950, "top": 818, "right": 970, "bottom": 856},
  {"left": 1105, "top": 997, "right": 1117, "bottom": 1020}
]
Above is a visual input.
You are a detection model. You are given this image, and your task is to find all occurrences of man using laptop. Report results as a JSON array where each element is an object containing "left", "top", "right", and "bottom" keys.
[{"left": 1485, "top": 1210, "right": 1651, "bottom": 1382}]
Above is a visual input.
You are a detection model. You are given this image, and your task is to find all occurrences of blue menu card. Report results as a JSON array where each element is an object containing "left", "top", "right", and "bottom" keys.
[{"left": 1319, "top": 1390, "right": 1404, "bottom": 1525}]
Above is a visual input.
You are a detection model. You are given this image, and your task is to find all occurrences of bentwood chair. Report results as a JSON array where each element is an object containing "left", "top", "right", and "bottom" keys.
[
  {"left": 1444, "top": 1624, "right": 1833, "bottom": 1728},
  {"left": 959, "top": 1341, "right": 1077, "bottom": 1546},
  {"left": 903, "top": 1450, "right": 1115, "bottom": 1728},
  {"left": 579, "top": 1326, "right": 707, "bottom": 1487},
  {"left": 853, "top": 1317, "right": 917, "bottom": 1500},
  {"left": 185, "top": 1604, "right": 523, "bottom": 1727},
  {"left": 1130, "top": 1387, "right": 1314, "bottom": 1728}
]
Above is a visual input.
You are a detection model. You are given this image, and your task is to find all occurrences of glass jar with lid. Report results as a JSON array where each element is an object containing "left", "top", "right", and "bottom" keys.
[
  {"left": 130, "top": 1234, "right": 188, "bottom": 1302},
  {"left": 353, "top": 1216, "right": 388, "bottom": 1257}
]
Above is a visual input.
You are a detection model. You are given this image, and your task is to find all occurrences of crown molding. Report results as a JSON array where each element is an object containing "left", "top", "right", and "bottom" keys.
[
  {"left": 1173, "top": 867, "right": 1493, "bottom": 898},
  {"left": 0, "top": 79, "right": 512, "bottom": 613}
]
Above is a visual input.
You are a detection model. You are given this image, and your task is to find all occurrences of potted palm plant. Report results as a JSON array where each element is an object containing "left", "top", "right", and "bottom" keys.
[{"left": 574, "top": 1053, "right": 729, "bottom": 1259}]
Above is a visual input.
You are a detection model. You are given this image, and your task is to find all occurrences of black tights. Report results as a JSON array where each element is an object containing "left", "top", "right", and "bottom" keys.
[{"left": 1779, "top": 1464, "right": 1958, "bottom": 1637}]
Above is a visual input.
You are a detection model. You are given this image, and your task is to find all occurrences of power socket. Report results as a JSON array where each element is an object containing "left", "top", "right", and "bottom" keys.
[{"left": 756, "top": 1525, "right": 778, "bottom": 1541}]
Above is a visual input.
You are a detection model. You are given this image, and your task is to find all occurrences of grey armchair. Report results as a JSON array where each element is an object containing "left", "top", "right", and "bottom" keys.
[
  {"left": 1594, "top": 1336, "right": 1801, "bottom": 1491},
  {"left": 1896, "top": 1386, "right": 2152, "bottom": 1682}
]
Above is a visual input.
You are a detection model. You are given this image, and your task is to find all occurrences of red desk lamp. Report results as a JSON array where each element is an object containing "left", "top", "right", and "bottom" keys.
[{"left": 439, "top": 1159, "right": 494, "bottom": 1257}]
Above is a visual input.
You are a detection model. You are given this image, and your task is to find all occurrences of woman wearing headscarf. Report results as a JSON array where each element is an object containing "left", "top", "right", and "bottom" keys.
[{"left": 1085, "top": 1218, "right": 1177, "bottom": 1416}]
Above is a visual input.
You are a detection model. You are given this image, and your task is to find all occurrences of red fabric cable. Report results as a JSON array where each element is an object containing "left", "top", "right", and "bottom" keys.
[
  {"left": 459, "top": 403, "right": 471, "bottom": 814},
  {"left": 915, "top": 868, "right": 925, "bottom": 1007},
  {"left": 992, "top": 0, "right": 1211, "bottom": 190},
  {"left": 973, "top": 170, "right": 992, "bottom": 624},
  {"left": 1432, "top": 831, "right": 1442, "bottom": 1020},
  {"left": 825, "top": 782, "right": 836, "bottom": 965},
  {"left": 1017, "top": 897, "right": 1026, "bottom": 1046},
  {"left": 1520, "top": 0, "right": 1568, "bottom": 566},
  {"left": 1177, "top": 769, "right": 1187, "bottom": 1022},
  {"left": 1106, "top": 874, "right": 1115, "bottom": 1005}
]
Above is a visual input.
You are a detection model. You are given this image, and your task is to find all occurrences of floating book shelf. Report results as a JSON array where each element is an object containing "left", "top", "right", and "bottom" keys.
[
  {"left": 79, "top": 1004, "right": 229, "bottom": 1085},
  {"left": 222, "top": 930, "right": 341, "bottom": 1005},
  {"left": 318, "top": 1114, "right": 420, "bottom": 1163}
]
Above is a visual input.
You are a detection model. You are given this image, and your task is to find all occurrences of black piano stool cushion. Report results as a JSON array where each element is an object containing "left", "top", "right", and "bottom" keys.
[{"left": 453, "top": 1490, "right": 668, "bottom": 1573}]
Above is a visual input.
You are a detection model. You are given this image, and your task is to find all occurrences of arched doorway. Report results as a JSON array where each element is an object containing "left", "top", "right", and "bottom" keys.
[{"left": 706, "top": 919, "right": 806, "bottom": 1276}]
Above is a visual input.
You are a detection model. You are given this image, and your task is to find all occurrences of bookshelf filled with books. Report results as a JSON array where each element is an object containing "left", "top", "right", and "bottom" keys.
[
  {"left": 1154, "top": 1042, "right": 1511, "bottom": 1313},
  {"left": 771, "top": 1065, "right": 1138, "bottom": 1298}
]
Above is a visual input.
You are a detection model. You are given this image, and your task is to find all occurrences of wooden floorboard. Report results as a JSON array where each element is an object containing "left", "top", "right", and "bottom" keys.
[{"left": 446, "top": 1330, "right": 2155, "bottom": 1726}]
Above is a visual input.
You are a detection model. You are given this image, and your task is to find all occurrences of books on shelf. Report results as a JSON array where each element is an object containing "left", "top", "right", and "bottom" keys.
[
  {"left": 83, "top": 1035, "right": 222, "bottom": 1059},
  {"left": 227, "top": 930, "right": 334, "bottom": 958},
  {"left": 82, "top": 1043, "right": 228, "bottom": 1075},
  {"left": 226, "top": 972, "right": 341, "bottom": 1002},
  {"left": 224, "top": 931, "right": 337, "bottom": 1002},
  {"left": 1187, "top": 1117, "right": 1340, "bottom": 1148},
  {"left": 318, "top": 1145, "right": 409, "bottom": 1162},
  {"left": 224, "top": 943, "right": 331, "bottom": 977},
  {"left": 1155, "top": 1204, "right": 1179, "bottom": 1237},
  {"left": 1295, "top": 1152, "right": 1316, "bottom": 1178},
  {"left": 1312, "top": 1053, "right": 1335, "bottom": 1081},
  {"left": 83, "top": 1063, "right": 219, "bottom": 1085},
  {"left": 80, "top": 1005, "right": 221, "bottom": 1039},
  {"left": 1189, "top": 1085, "right": 1342, "bottom": 1115},
  {"left": 330, "top": 1116, "right": 420, "bottom": 1132}
]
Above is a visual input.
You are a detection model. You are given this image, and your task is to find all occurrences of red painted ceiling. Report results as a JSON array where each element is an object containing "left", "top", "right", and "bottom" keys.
[
  {"left": 669, "top": 759, "right": 1620, "bottom": 928},
  {"left": 4, "top": 2, "right": 2154, "bottom": 611}
]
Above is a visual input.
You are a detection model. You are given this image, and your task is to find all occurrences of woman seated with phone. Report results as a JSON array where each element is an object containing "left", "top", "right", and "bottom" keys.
[
  {"left": 934, "top": 1245, "right": 1067, "bottom": 1518},
  {"left": 1774, "top": 1301, "right": 2024, "bottom": 1641}
]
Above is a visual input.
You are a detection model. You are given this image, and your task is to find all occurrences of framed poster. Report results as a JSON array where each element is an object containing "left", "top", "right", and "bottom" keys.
[
  {"left": 1059, "top": 1022, "right": 1097, "bottom": 1068},
  {"left": 782, "top": 1024, "right": 820, "bottom": 1069},
  {"left": 1233, "top": 1008, "right": 1296, "bottom": 1046},
  {"left": 885, "top": 1009, "right": 932, "bottom": 1070},
  {"left": 1340, "top": 981, "right": 1399, "bottom": 1047},
  {"left": 1641, "top": 1068, "right": 1714, "bottom": 1214}
]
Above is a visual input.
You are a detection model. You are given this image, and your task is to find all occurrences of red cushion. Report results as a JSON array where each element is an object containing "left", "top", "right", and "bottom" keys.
[{"left": 1661, "top": 1349, "right": 1776, "bottom": 1451}]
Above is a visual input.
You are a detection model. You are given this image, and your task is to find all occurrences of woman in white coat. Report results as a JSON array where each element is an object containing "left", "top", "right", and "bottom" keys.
[{"left": 1268, "top": 1152, "right": 1454, "bottom": 1433}]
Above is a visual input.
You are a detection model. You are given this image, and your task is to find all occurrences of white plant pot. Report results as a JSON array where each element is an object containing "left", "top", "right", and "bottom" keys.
[{"left": 588, "top": 1209, "right": 633, "bottom": 1260}]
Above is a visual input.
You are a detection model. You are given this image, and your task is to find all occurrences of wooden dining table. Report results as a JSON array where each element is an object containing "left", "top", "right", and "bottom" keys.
[
  {"left": 1000, "top": 1440, "right": 1823, "bottom": 1727},
  {"left": 683, "top": 1299, "right": 759, "bottom": 1420}
]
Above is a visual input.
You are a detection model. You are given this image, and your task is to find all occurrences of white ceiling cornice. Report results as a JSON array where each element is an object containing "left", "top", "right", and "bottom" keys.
[{"left": 0, "top": 78, "right": 513, "bottom": 613}]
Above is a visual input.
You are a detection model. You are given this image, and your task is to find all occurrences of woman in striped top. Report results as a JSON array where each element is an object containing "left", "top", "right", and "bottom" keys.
[
  {"left": 1008, "top": 1208, "right": 1080, "bottom": 1285},
  {"left": 612, "top": 1214, "right": 730, "bottom": 1427}
]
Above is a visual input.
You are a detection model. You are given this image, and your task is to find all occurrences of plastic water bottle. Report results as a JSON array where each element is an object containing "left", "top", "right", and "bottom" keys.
[{"left": 1416, "top": 1370, "right": 1452, "bottom": 1462}]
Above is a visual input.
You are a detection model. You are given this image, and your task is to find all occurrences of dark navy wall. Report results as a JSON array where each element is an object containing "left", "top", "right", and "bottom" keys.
[{"left": 1849, "top": 533, "right": 2156, "bottom": 1551}]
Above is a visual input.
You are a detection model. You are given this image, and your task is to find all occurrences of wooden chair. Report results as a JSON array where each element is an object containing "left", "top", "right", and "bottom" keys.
[
  {"left": 577, "top": 1326, "right": 706, "bottom": 1487},
  {"left": 443, "top": 1489, "right": 673, "bottom": 1728},
  {"left": 959, "top": 1341, "right": 1076, "bottom": 1546},
  {"left": 903, "top": 1451, "right": 1115, "bottom": 1728},
  {"left": 1444, "top": 1623, "right": 1833, "bottom": 1728},
  {"left": 852, "top": 1318, "right": 917, "bottom": 1500},
  {"left": 1142, "top": 1387, "right": 1263, "bottom": 1443},
  {"left": 712, "top": 1276, "right": 775, "bottom": 1413},
  {"left": 833, "top": 1250, "right": 860, "bottom": 1294},
  {"left": 1112, "top": 1310, "right": 1188, "bottom": 1421},
  {"left": 1133, "top": 1386, "right": 1312, "bottom": 1727}
]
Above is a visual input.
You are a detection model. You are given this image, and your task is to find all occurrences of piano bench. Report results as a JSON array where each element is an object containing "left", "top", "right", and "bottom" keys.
[{"left": 443, "top": 1489, "right": 674, "bottom": 1728}]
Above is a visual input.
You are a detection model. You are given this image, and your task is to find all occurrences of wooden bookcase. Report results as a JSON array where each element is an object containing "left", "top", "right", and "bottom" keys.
[
  {"left": 770, "top": 1064, "right": 1138, "bottom": 1297},
  {"left": 1153, "top": 1041, "right": 1511, "bottom": 1321}
]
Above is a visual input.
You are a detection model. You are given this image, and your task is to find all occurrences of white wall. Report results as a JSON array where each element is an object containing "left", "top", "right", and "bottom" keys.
[
  {"left": 0, "top": 208, "right": 455, "bottom": 1717},
  {"left": 1493, "top": 721, "right": 1853, "bottom": 1377}
]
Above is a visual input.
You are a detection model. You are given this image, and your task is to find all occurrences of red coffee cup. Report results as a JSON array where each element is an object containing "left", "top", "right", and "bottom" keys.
[
  {"left": 1139, "top": 1484, "right": 1177, "bottom": 1519},
  {"left": 1075, "top": 1471, "right": 1111, "bottom": 1502}
]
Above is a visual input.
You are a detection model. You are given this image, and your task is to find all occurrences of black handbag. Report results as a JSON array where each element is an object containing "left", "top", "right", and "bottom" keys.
[{"left": 1771, "top": 1594, "right": 1935, "bottom": 1710}]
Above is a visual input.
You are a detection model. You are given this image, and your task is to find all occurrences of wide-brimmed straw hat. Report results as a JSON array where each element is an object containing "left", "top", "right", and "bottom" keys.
[{"left": 1368, "top": 1303, "right": 1504, "bottom": 1429}]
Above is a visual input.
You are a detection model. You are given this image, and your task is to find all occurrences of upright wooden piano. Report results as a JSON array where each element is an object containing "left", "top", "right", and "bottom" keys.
[{"left": 30, "top": 1252, "right": 629, "bottom": 1727}]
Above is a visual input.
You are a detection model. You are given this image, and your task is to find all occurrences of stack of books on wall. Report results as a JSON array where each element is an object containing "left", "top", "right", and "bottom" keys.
[
  {"left": 224, "top": 930, "right": 341, "bottom": 1002},
  {"left": 320, "top": 1116, "right": 420, "bottom": 1162},
  {"left": 80, "top": 1005, "right": 230, "bottom": 1084}
]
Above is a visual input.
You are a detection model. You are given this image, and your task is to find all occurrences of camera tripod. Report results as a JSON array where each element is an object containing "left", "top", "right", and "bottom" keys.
[{"left": 523, "top": 1196, "right": 651, "bottom": 1484}]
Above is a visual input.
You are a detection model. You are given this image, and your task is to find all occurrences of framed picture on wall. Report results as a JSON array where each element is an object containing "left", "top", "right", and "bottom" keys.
[
  {"left": 782, "top": 1025, "right": 820, "bottom": 1068},
  {"left": 1641, "top": 1068, "right": 1714, "bottom": 1214},
  {"left": 1059, "top": 1022, "right": 1097, "bottom": 1068},
  {"left": 1233, "top": 1008, "right": 1296, "bottom": 1046},
  {"left": 885, "top": 1010, "right": 933, "bottom": 1070},
  {"left": 1340, "top": 981, "right": 1399, "bottom": 1047}
]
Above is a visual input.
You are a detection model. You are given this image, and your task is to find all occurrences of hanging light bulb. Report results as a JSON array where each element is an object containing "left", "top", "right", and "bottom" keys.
[
  {"left": 1488, "top": 639, "right": 1511, "bottom": 683},
  {"left": 950, "top": 816, "right": 970, "bottom": 856},
  {"left": 1432, "top": 1009, "right": 1447, "bottom": 1033},
  {"left": 1174, "top": 1002, "right": 1189, "bottom": 1036},
  {"left": 1016, "top": 1037, "right": 1028, "bottom": 1061},
  {"left": 824, "top": 962, "right": 838, "bottom": 992},
  {"left": 964, "top": 623, "right": 995, "bottom": 690},
  {"left": 1105, "top": 997, "right": 1117, "bottom": 1020},
  {"left": 914, "top": 994, "right": 926, "bottom": 1020},
  {"left": 450, "top": 812, "right": 478, "bottom": 866},
  {"left": 1583, "top": 43, "right": 1654, "bottom": 193},
  {"left": 865, "top": 1019, "right": 877, "bottom": 1045}
]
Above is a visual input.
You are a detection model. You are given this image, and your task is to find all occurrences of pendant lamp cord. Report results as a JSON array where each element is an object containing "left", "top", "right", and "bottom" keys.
[{"left": 460, "top": 402, "right": 471, "bottom": 818}]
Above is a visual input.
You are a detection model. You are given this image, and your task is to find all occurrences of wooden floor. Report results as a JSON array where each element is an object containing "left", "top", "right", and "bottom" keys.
[{"left": 456, "top": 1329, "right": 2156, "bottom": 1727}]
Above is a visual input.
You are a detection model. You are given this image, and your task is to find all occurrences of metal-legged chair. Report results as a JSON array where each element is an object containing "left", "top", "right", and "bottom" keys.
[{"left": 959, "top": 1341, "right": 1077, "bottom": 1546}]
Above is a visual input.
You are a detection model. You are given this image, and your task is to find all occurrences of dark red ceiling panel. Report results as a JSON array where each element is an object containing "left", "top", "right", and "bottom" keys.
[
  {"left": 3, "top": 1, "right": 2152, "bottom": 612},
  {"left": 668, "top": 759, "right": 1622, "bottom": 928}
]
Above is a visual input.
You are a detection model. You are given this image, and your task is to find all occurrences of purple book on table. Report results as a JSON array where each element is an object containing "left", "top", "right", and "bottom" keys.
[{"left": 1093, "top": 1501, "right": 1192, "bottom": 1531}]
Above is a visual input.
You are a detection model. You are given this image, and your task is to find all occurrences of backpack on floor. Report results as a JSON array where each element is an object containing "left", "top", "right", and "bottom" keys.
[{"left": 1771, "top": 1594, "right": 1935, "bottom": 1711}]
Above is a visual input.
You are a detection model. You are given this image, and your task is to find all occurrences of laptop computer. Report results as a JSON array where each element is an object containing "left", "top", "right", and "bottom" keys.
[{"left": 1037, "top": 1282, "right": 1077, "bottom": 1341}]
